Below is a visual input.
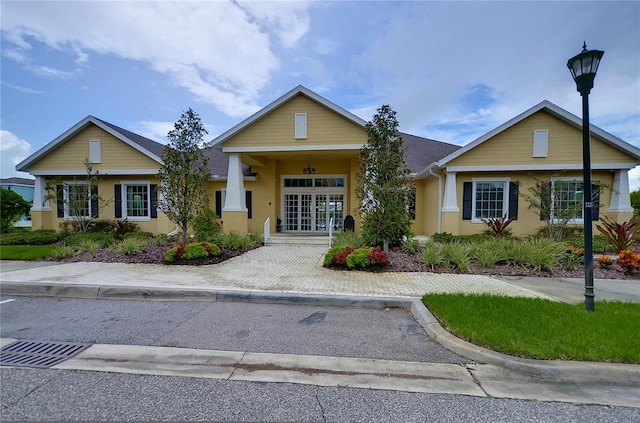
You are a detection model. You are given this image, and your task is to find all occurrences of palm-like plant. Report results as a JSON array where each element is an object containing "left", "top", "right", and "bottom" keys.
[{"left": 596, "top": 216, "right": 638, "bottom": 252}]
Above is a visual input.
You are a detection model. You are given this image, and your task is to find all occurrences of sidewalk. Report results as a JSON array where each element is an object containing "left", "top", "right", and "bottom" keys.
[
  {"left": 1, "top": 245, "right": 638, "bottom": 302},
  {"left": 1, "top": 245, "right": 639, "bottom": 408}
]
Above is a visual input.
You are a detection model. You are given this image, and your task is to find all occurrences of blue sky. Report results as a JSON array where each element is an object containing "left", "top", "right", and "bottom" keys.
[{"left": 1, "top": 1, "right": 639, "bottom": 187}]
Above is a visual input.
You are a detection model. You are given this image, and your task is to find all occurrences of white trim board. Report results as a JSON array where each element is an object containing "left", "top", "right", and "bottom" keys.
[
  {"left": 444, "top": 163, "right": 638, "bottom": 172},
  {"left": 222, "top": 144, "right": 364, "bottom": 153}
]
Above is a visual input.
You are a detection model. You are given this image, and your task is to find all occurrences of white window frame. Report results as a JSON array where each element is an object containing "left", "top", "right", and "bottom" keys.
[
  {"left": 550, "top": 178, "right": 584, "bottom": 224},
  {"left": 63, "top": 182, "right": 91, "bottom": 220},
  {"left": 90, "top": 139, "right": 101, "bottom": 163},
  {"left": 219, "top": 189, "right": 226, "bottom": 219},
  {"left": 471, "top": 178, "right": 510, "bottom": 223},
  {"left": 120, "top": 181, "right": 151, "bottom": 221}
]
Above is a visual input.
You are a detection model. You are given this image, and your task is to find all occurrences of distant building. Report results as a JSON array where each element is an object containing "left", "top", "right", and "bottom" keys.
[{"left": 0, "top": 177, "right": 35, "bottom": 226}]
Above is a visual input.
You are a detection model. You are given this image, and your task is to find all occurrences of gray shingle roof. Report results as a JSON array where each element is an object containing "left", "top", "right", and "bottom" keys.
[
  {"left": 399, "top": 132, "right": 462, "bottom": 173},
  {"left": 0, "top": 177, "right": 35, "bottom": 185},
  {"left": 202, "top": 146, "right": 254, "bottom": 177},
  {"left": 92, "top": 117, "right": 166, "bottom": 158}
]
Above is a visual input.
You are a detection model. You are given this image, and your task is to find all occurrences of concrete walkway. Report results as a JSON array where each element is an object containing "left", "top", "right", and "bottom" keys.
[
  {"left": 1, "top": 245, "right": 639, "bottom": 408},
  {"left": 2, "top": 245, "right": 638, "bottom": 302}
]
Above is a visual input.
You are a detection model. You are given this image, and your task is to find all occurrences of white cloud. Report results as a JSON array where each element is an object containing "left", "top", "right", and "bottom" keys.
[
  {"left": 130, "top": 120, "right": 220, "bottom": 145},
  {"left": 237, "top": 1, "right": 310, "bottom": 48},
  {"left": 129, "top": 121, "right": 175, "bottom": 144},
  {"left": 0, "top": 130, "right": 33, "bottom": 178},
  {"left": 1, "top": 81, "right": 44, "bottom": 94},
  {"left": 1, "top": 1, "right": 312, "bottom": 118},
  {"left": 342, "top": 2, "right": 639, "bottom": 146}
]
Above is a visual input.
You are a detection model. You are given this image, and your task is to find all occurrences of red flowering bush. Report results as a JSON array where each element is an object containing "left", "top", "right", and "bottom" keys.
[
  {"left": 165, "top": 241, "right": 221, "bottom": 262},
  {"left": 324, "top": 246, "right": 388, "bottom": 270},
  {"left": 367, "top": 247, "right": 389, "bottom": 265}
]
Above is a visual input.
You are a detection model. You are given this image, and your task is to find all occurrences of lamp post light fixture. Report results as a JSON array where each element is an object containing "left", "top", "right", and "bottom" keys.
[{"left": 567, "top": 42, "right": 604, "bottom": 312}]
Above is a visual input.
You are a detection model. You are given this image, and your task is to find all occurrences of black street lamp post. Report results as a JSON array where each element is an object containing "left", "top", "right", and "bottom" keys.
[{"left": 567, "top": 42, "right": 604, "bottom": 312}]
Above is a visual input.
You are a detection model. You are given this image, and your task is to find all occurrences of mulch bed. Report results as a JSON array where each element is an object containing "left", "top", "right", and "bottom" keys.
[{"left": 48, "top": 243, "right": 639, "bottom": 280}]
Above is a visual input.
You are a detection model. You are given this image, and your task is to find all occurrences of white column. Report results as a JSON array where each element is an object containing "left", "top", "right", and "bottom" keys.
[
  {"left": 223, "top": 154, "right": 247, "bottom": 212},
  {"left": 442, "top": 171, "right": 459, "bottom": 212},
  {"left": 31, "top": 176, "right": 51, "bottom": 211},
  {"left": 608, "top": 169, "right": 634, "bottom": 213}
]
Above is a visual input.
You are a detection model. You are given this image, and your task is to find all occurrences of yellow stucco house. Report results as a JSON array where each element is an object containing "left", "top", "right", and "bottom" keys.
[{"left": 17, "top": 85, "right": 640, "bottom": 238}]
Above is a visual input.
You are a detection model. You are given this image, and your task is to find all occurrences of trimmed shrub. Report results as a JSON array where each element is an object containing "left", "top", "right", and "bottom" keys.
[
  {"left": 91, "top": 219, "right": 117, "bottom": 234},
  {"left": 165, "top": 241, "right": 222, "bottom": 262},
  {"left": 193, "top": 208, "right": 221, "bottom": 242},
  {"left": 366, "top": 247, "right": 389, "bottom": 266},
  {"left": 324, "top": 246, "right": 388, "bottom": 269},
  {"left": 183, "top": 243, "right": 208, "bottom": 260},
  {"left": 346, "top": 247, "right": 371, "bottom": 268},
  {"left": 0, "top": 229, "right": 62, "bottom": 245}
]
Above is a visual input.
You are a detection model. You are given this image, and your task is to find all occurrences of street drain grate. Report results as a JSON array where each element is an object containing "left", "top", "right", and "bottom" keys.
[{"left": 0, "top": 340, "right": 92, "bottom": 369}]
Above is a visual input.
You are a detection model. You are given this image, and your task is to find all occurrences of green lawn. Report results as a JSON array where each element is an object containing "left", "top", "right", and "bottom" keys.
[
  {"left": 422, "top": 293, "right": 640, "bottom": 363},
  {"left": 0, "top": 245, "right": 57, "bottom": 260}
]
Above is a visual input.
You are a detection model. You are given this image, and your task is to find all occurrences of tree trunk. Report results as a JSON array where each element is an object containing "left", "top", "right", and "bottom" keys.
[{"left": 383, "top": 239, "right": 389, "bottom": 253}]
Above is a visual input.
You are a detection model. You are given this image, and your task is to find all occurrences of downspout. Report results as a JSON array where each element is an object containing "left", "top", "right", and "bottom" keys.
[{"left": 428, "top": 167, "right": 443, "bottom": 233}]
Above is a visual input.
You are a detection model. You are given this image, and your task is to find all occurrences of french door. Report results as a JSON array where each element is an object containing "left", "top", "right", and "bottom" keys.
[{"left": 283, "top": 193, "right": 344, "bottom": 232}]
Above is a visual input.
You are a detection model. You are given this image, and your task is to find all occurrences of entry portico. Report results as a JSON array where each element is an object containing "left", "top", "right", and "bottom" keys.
[{"left": 212, "top": 85, "right": 367, "bottom": 235}]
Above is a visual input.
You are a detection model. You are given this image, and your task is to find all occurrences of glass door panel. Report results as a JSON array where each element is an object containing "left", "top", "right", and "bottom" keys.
[
  {"left": 284, "top": 194, "right": 298, "bottom": 231},
  {"left": 315, "top": 196, "right": 327, "bottom": 231},
  {"left": 329, "top": 195, "right": 344, "bottom": 231},
  {"left": 300, "top": 194, "right": 312, "bottom": 231}
]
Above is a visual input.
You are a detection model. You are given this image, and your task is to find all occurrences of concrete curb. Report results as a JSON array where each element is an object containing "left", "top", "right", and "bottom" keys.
[
  {"left": 0, "top": 282, "right": 413, "bottom": 309},
  {"left": 411, "top": 299, "right": 640, "bottom": 386}
]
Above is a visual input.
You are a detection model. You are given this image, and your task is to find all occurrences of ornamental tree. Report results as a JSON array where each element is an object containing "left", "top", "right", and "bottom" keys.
[
  {"left": 355, "top": 104, "right": 414, "bottom": 251},
  {"left": 0, "top": 188, "right": 31, "bottom": 233},
  {"left": 157, "top": 108, "right": 211, "bottom": 242}
]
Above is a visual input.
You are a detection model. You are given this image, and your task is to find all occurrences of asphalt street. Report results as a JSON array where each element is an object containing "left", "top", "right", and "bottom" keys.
[
  {"left": 2, "top": 295, "right": 640, "bottom": 421},
  {"left": 3, "top": 367, "right": 638, "bottom": 422},
  {"left": 0, "top": 296, "right": 466, "bottom": 363}
]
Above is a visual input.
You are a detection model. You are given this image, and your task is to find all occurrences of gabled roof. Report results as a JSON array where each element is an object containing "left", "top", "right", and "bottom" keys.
[
  {"left": 16, "top": 115, "right": 166, "bottom": 171},
  {"left": 0, "top": 177, "right": 35, "bottom": 186},
  {"left": 422, "top": 100, "right": 640, "bottom": 175},
  {"left": 400, "top": 132, "right": 461, "bottom": 174},
  {"left": 202, "top": 146, "right": 254, "bottom": 178},
  {"left": 211, "top": 85, "right": 368, "bottom": 148}
]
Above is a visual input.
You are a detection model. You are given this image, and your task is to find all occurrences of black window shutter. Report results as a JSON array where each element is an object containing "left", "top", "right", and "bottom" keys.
[
  {"left": 150, "top": 184, "right": 158, "bottom": 218},
  {"left": 215, "top": 191, "right": 222, "bottom": 218},
  {"left": 246, "top": 190, "right": 252, "bottom": 219},
  {"left": 462, "top": 182, "right": 472, "bottom": 220},
  {"left": 114, "top": 185, "right": 122, "bottom": 218},
  {"left": 56, "top": 185, "right": 64, "bottom": 218},
  {"left": 540, "top": 182, "right": 551, "bottom": 221},
  {"left": 509, "top": 182, "right": 519, "bottom": 220},
  {"left": 591, "top": 183, "right": 600, "bottom": 221},
  {"left": 91, "top": 186, "right": 99, "bottom": 218}
]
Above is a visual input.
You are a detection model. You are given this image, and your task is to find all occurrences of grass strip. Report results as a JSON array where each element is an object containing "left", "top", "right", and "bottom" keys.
[
  {"left": 0, "top": 245, "right": 57, "bottom": 260},
  {"left": 422, "top": 293, "right": 640, "bottom": 363}
]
